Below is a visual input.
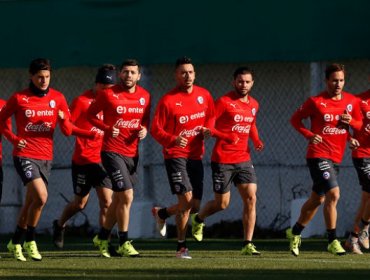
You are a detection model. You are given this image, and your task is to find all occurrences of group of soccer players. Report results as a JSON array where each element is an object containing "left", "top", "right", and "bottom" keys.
[{"left": 0, "top": 57, "right": 368, "bottom": 261}]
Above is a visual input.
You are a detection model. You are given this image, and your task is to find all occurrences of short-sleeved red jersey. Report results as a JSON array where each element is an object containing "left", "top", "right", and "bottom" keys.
[
  {"left": 291, "top": 91, "right": 362, "bottom": 163},
  {"left": 0, "top": 88, "right": 71, "bottom": 160},
  {"left": 211, "top": 91, "right": 261, "bottom": 163},
  {"left": 352, "top": 90, "right": 370, "bottom": 158},
  {"left": 151, "top": 85, "right": 215, "bottom": 160},
  {"left": 70, "top": 90, "right": 104, "bottom": 165},
  {"left": 87, "top": 84, "right": 151, "bottom": 157}
]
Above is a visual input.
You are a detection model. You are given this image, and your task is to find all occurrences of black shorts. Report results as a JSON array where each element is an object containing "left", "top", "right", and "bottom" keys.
[
  {"left": 101, "top": 151, "right": 138, "bottom": 192},
  {"left": 211, "top": 161, "right": 257, "bottom": 194},
  {"left": 164, "top": 158, "right": 204, "bottom": 199},
  {"left": 352, "top": 158, "right": 370, "bottom": 193},
  {"left": 72, "top": 162, "right": 112, "bottom": 197},
  {"left": 307, "top": 158, "right": 339, "bottom": 196},
  {"left": 13, "top": 156, "right": 52, "bottom": 186}
]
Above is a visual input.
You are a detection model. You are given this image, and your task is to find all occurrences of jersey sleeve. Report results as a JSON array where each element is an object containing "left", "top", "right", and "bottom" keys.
[
  {"left": 87, "top": 90, "right": 110, "bottom": 132},
  {"left": 349, "top": 97, "right": 363, "bottom": 131},
  {"left": 150, "top": 98, "right": 177, "bottom": 147},
  {"left": 0, "top": 95, "right": 20, "bottom": 145},
  {"left": 249, "top": 103, "right": 263, "bottom": 147},
  {"left": 290, "top": 98, "right": 315, "bottom": 139}
]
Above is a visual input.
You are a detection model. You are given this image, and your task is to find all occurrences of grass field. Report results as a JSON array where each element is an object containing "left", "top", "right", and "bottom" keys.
[{"left": 1, "top": 236, "right": 370, "bottom": 279}]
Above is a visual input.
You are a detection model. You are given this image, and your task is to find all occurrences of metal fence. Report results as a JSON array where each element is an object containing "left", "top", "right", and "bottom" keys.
[{"left": 0, "top": 59, "right": 369, "bottom": 237}]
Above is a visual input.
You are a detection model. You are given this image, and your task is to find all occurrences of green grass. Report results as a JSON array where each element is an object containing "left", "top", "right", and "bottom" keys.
[{"left": 1, "top": 237, "right": 370, "bottom": 279}]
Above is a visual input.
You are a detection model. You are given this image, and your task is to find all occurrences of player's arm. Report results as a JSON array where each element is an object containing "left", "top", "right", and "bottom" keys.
[
  {"left": 150, "top": 99, "right": 177, "bottom": 147},
  {"left": 290, "top": 98, "right": 316, "bottom": 140},
  {"left": 0, "top": 95, "right": 22, "bottom": 146},
  {"left": 347, "top": 98, "right": 363, "bottom": 131},
  {"left": 138, "top": 96, "right": 151, "bottom": 140},
  {"left": 250, "top": 118, "right": 264, "bottom": 151}
]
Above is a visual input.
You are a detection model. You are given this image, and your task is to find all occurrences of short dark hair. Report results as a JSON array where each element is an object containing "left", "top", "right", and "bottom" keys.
[
  {"left": 325, "top": 63, "right": 345, "bottom": 79},
  {"left": 29, "top": 58, "right": 51, "bottom": 75},
  {"left": 233, "top": 67, "right": 254, "bottom": 80},
  {"left": 175, "top": 56, "right": 193, "bottom": 69},
  {"left": 120, "top": 59, "right": 141, "bottom": 72}
]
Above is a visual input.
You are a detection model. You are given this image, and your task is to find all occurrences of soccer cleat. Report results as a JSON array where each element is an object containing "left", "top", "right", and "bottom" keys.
[
  {"left": 116, "top": 240, "right": 140, "bottom": 257},
  {"left": 93, "top": 235, "right": 111, "bottom": 258},
  {"left": 151, "top": 207, "right": 167, "bottom": 237},
  {"left": 191, "top": 213, "right": 205, "bottom": 242},
  {"left": 344, "top": 238, "right": 363, "bottom": 254},
  {"left": 327, "top": 239, "right": 346, "bottom": 256},
  {"left": 286, "top": 228, "right": 301, "bottom": 257},
  {"left": 176, "top": 247, "right": 192, "bottom": 259},
  {"left": 23, "top": 241, "right": 42, "bottom": 261},
  {"left": 241, "top": 243, "right": 261, "bottom": 256},
  {"left": 52, "top": 220, "right": 65, "bottom": 249},
  {"left": 358, "top": 229, "right": 369, "bottom": 249},
  {"left": 7, "top": 240, "right": 26, "bottom": 262}
]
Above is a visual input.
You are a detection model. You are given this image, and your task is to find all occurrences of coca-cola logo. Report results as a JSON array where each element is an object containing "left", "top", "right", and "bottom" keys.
[
  {"left": 322, "top": 126, "right": 346, "bottom": 135},
  {"left": 232, "top": 124, "right": 251, "bottom": 134},
  {"left": 115, "top": 118, "right": 140, "bottom": 128},
  {"left": 365, "top": 123, "right": 370, "bottom": 133},
  {"left": 25, "top": 122, "right": 52, "bottom": 132},
  {"left": 179, "top": 126, "right": 202, "bottom": 137},
  {"left": 91, "top": 127, "right": 104, "bottom": 135}
]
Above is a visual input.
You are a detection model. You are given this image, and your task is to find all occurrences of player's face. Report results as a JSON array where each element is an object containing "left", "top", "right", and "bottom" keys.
[
  {"left": 233, "top": 73, "right": 254, "bottom": 96},
  {"left": 119, "top": 65, "right": 141, "bottom": 89},
  {"left": 175, "top": 64, "right": 195, "bottom": 90},
  {"left": 31, "top": 70, "right": 50, "bottom": 91},
  {"left": 326, "top": 71, "right": 345, "bottom": 97}
]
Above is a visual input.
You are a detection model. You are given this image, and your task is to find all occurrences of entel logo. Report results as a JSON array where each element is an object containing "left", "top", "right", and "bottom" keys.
[
  {"left": 179, "top": 115, "right": 189, "bottom": 124},
  {"left": 366, "top": 111, "right": 370, "bottom": 119},
  {"left": 234, "top": 114, "right": 254, "bottom": 123},
  {"left": 25, "top": 109, "right": 35, "bottom": 118},
  {"left": 116, "top": 106, "right": 126, "bottom": 114}
]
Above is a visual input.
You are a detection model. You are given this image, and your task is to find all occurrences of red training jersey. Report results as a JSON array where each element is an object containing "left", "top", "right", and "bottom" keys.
[
  {"left": 0, "top": 88, "right": 71, "bottom": 160},
  {"left": 87, "top": 84, "right": 151, "bottom": 157},
  {"left": 290, "top": 91, "right": 362, "bottom": 163},
  {"left": 151, "top": 85, "right": 215, "bottom": 160},
  {"left": 352, "top": 90, "right": 370, "bottom": 158},
  {"left": 70, "top": 90, "right": 104, "bottom": 165},
  {"left": 211, "top": 91, "right": 262, "bottom": 164}
]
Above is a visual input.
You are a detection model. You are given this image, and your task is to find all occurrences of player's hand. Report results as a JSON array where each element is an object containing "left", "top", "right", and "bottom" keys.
[
  {"left": 112, "top": 126, "right": 119, "bottom": 138},
  {"left": 17, "top": 139, "right": 27, "bottom": 149},
  {"left": 138, "top": 125, "right": 147, "bottom": 140},
  {"left": 340, "top": 110, "right": 352, "bottom": 124},
  {"left": 255, "top": 140, "right": 264, "bottom": 151},
  {"left": 310, "top": 134, "right": 322, "bottom": 144},
  {"left": 58, "top": 110, "right": 65, "bottom": 120},
  {"left": 202, "top": 127, "right": 211, "bottom": 139},
  {"left": 176, "top": 135, "right": 188, "bottom": 148},
  {"left": 349, "top": 138, "right": 360, "bottom": 150}
]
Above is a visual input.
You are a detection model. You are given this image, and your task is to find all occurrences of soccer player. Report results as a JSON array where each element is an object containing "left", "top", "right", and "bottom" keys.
[
  {"left": 287, "top": 63, "right": 362, "bottom": 256},
  {"left": 191, "top": 67, "right": 264, "bottom": 256},
  {"left": 0, "top": 58, "right": 96, "bottom": 261},
  {"left": 150, "top": 57, "right": 215, "bottom": 259},
  {"left": 52, "top": 64, "right": 116, "bottom": 249},
  {"left": 87, "top": 59, "right": 150, "bottom": 258},
  {"left": 345, "top": 83, "right": 370, "bottom": 254}
]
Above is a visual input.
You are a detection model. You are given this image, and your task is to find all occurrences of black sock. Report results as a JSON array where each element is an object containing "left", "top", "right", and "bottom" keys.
[
  {"left": 25, "top": 225, "right": 36, "bottom": 242},
  {"left": 361, "top": 219, "right": 370, "bottom": 226},
  {"left": 177, "top": 241, "right": 187, "bottom": 251},
  {"left": 327, "top": 229, "right": 337, "bottom": 243},
  {"left": 243, "top": 240, "right": 251, "bottom": 247},
  {"left": 118, "top": 231, "right": 128, "bottom": 246},
  {"left": 98, "top": 227, "right": 111, "bottom": 240},
  {"left": 12, "top": 226, "right": 26, "bottom": 244},
  {"left": 195, "top": 214, "right": 204, "bottom": 223},
  {"left": 292, "top": 223, "right": 305, "bottom": 235},
  {"left": 158, "top": 208, "right": 170, "bottom": 220},
  {"left": 351, "top": 232, "right": 359, "bottom": 238}
]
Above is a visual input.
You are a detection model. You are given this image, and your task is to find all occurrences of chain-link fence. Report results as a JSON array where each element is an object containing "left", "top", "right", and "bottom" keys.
[{"left": 0, "top": 60, "right": 369, "bottom": 237}]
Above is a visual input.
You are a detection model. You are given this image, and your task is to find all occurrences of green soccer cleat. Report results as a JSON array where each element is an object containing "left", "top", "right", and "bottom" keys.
[
  {"left": 7, "top": 240, "right": 26, "bottom": 262},
  {"left": 191, "top": 213, "right": 205, "bottom": 242},
  {"left": 93, "top": 235, "right": 111, "bottom": 258},
  {"left": 116, "top": 240, "right": 140, "bottom": 257},
  {"left": 327, "top": 239, "right": 346, "bottom": 256},
  {"left": 241, "top": 243, "right": 261, "bottom": 256},
  {"left": 23, "top": 241, "right": 42, "bottom": 261},
  {"left": 286, "top": 228, "right": 301, "bottom": 257}
]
